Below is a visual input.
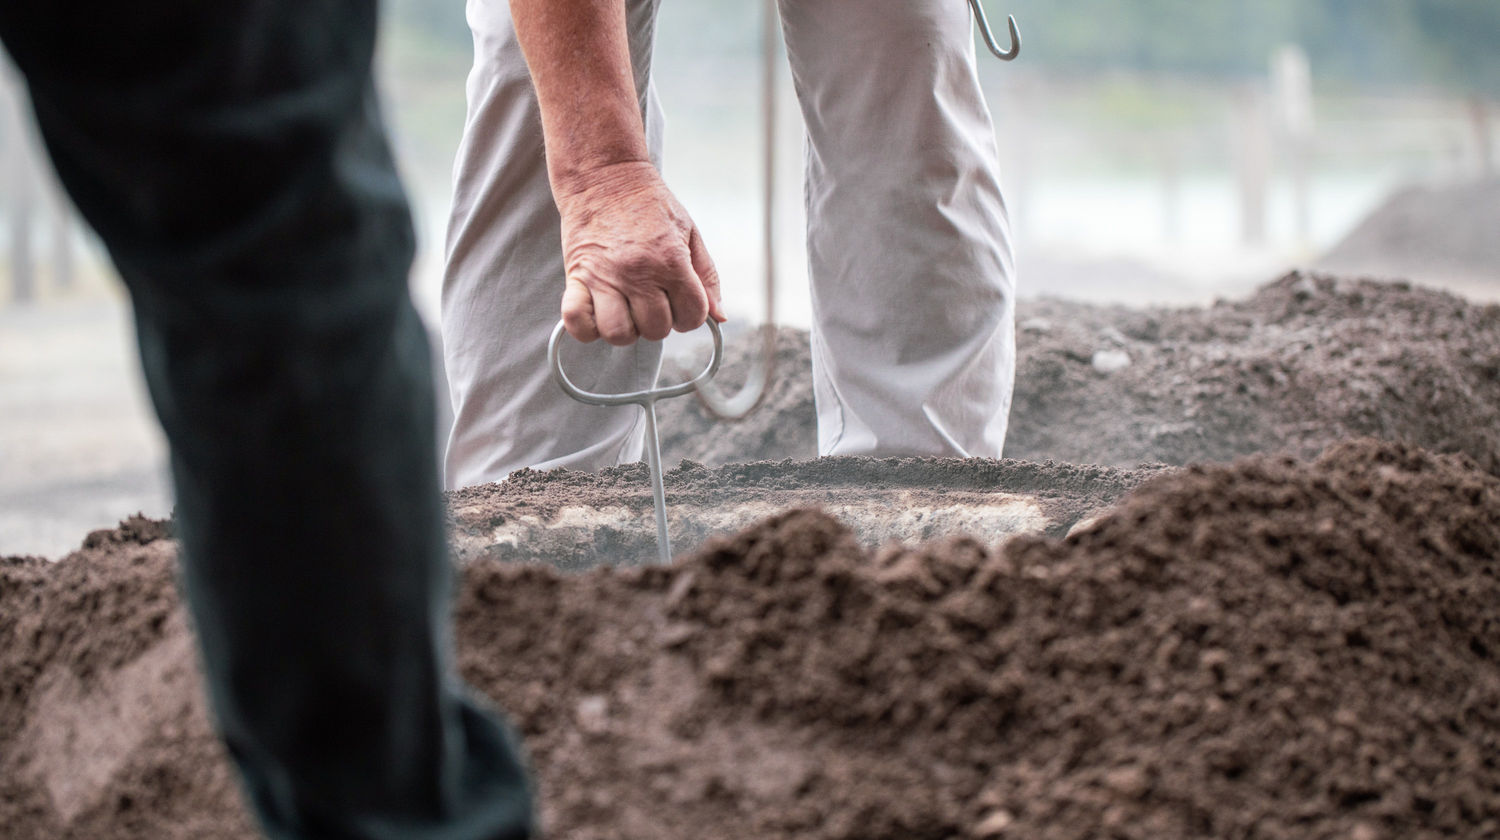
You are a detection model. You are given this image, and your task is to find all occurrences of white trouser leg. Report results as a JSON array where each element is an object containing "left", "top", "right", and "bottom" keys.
[
  {"left": 779, "top": 0, "right": 1016, "bottom": 458},
  {"left": 441, "top": 0, "right": 666, "bottom": 489}
]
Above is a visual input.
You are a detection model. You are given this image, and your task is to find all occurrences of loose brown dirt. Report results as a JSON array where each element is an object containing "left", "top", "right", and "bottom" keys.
[
  {"left": 6, "top": 275, "right": 1500, "bottom": 839},
  {"left": 3, "top": 440, "right": 1499, "bottom": 839},
  {"left": 662, "top": 272, "right": 1500, "bottom": 474}
]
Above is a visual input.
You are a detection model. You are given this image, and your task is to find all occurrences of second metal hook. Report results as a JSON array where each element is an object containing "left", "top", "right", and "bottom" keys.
[{"left": 969, "top": 1, "right": 1021, "bottom": 62}]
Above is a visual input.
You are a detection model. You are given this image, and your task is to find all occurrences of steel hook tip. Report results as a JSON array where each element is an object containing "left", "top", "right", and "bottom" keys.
[{"left": 969, "top": 1, "right": 1021, "bottom": 62}]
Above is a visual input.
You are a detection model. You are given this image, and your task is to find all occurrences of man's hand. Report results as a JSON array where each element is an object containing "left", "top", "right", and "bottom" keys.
[
  {"left": 507, "top": 0, "right": 722, "bottom": 344},
  {"left": 554, "top": 161, "right": 725, "bottom": 345}
]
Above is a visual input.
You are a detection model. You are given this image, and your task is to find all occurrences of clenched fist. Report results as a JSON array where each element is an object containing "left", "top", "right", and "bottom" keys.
[{"left": 553, "top": 161, "right": 726, "bottom": 345}]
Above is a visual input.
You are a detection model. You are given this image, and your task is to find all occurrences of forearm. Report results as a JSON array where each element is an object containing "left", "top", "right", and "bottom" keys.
[
  {"left": 508, "top": 0, "right": 649, "bottom": 195},
  {"left": 505, "top": 0, "right": 723, "bottom": 343}
]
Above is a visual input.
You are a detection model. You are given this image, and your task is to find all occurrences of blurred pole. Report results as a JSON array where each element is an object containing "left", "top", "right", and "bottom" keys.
[
  {"left": 49, "top": 182, "right": 74, "bottom": 292},
  {"left": 1472, "top": 96, "right": 1494, "bottom": 177},
  {"left": 1232, "top": 86, "right": 1270, "bottom": 248},
  {"left": 1160, "top": 133, "right": 1182, "bottom": 244},
  {"left": 1272, "top": 46, "right": 1315, "bottom": 250},
  {"left": 1, "top": 64, "right": 35, "bottom": 305},
  {"left": 10, "top": 148, "right": 35, "bottom": 303},
  {"left": 1001, "top": 77, "right": 1034, "bottom": 245}
]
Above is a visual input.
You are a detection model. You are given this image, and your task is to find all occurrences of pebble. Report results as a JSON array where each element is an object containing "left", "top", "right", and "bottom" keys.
[
  {"left": 576, "top": 695, "right": 610, "bottom": 734},
  {"left": 972, "top": 809, "right": 1015, "bottom": 837},
  {"left": 1092, "top": 349, "right": 1132, "bottom": 373}
]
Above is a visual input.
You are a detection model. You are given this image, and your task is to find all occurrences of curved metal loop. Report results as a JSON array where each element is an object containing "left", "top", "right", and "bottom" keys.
[
  {"left": 690, "top": 323, "right": 775, "bottom": 418},
  {"left": 688, "top": 0, "right": 780, "bottom": 421},
  {"left": 548, "top": 318, "right": 724, "bottom": 407},
  {"left": 969, "top": 1, "right": 1021, "bottom": 61}
]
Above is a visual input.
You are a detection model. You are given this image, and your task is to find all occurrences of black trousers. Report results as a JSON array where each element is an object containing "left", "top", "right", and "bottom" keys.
[{"left": 0, "top": 4, "right": 532, "bottom": 838}]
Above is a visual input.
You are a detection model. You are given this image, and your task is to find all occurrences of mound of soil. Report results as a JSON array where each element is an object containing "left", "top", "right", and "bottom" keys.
[
  {"left": 1319, "top": 178, "right": 1500, "bottom": 286},
  {"left": 4, "top": 440, "right": 1499, "bottom": 839},
  {"left": 661, "top": 273, "right": 1500, "bottom": 474},
  {"left": 0, "top": 517, "right": 253, "bottom": 839}
]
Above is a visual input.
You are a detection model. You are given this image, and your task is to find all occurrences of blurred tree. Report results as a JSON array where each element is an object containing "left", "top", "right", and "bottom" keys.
[
  {"left": 383, "top": 0, "right": 471, "bottom": 47},
  {"left": 1408, "top": 0, "right": 1500, "bottom": 94},
  {"left": 375, "top": 0, "right": 1500, "bottom": 95},
  {"left": 987, "top": 0, "right": 1499, "bottom": 93}
]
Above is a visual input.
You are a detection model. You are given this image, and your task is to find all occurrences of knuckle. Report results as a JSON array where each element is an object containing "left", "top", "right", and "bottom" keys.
[
  {"left": 620, "top": 254, "right": 677, "bottom": 289},
  {"left": 566, "top": 253, "right": 609, "bottom": 285},
  {"left": 675, "top": 302, "right": 707, "bottom": 330},
  {"left": 561, "top": 311, "right": 596, "bottom": 341},
  {"left": 600, "top": 320, "right": 636, "bottom": 346}
]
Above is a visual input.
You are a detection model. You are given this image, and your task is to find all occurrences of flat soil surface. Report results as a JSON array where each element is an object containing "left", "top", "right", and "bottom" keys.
[{"left": 447, "top": 457, "right": 1162, "bottom": 569}]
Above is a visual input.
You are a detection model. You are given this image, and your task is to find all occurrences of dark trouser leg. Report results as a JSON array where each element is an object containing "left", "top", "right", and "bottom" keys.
[{"left": 0, "top": 4, "right": 532, "bottom": 838}]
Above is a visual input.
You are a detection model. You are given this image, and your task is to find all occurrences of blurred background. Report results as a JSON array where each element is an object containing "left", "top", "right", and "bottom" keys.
[{"left": 3, "top": 0, "right": 1497, "bottom": 557}]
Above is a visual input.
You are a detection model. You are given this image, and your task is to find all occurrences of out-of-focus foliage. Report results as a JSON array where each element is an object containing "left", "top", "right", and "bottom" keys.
[
  {"left": 383, "top": 0, "right": 471, "bottom": 47},
  {"left": 381, "top": 0, "right": 1500, "bottom": 94},
  {"left": 999, "top": 0, "right": 1500, "bottom": 93}
]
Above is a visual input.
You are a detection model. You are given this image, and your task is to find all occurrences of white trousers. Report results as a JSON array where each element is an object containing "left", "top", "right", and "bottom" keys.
[{"left": 441, "top": 0, "right": 1016, "bottom": 489}]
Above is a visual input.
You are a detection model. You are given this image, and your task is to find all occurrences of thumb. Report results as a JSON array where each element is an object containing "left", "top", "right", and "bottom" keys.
[
  {"left": 689, "top": 226, "right": 727, "bottom": 323},
  {"left": 560, "top": 274, "right": 601, "bottom": 342}
]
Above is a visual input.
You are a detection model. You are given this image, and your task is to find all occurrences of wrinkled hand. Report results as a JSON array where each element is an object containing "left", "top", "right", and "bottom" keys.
[{"left": 554, "top": 161, "right": 726, "bottom": 345}]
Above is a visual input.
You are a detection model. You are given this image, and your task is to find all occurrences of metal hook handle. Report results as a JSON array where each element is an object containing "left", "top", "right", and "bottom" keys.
[
  {"left": 548, "top": 318, "right": 724, "bottom": 408},
  {"left": 548, "top": 319, "right": 725, "bottom": 565},
  {"left": 969, "top": 1, "right": 1021, "bottom": 61}
]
